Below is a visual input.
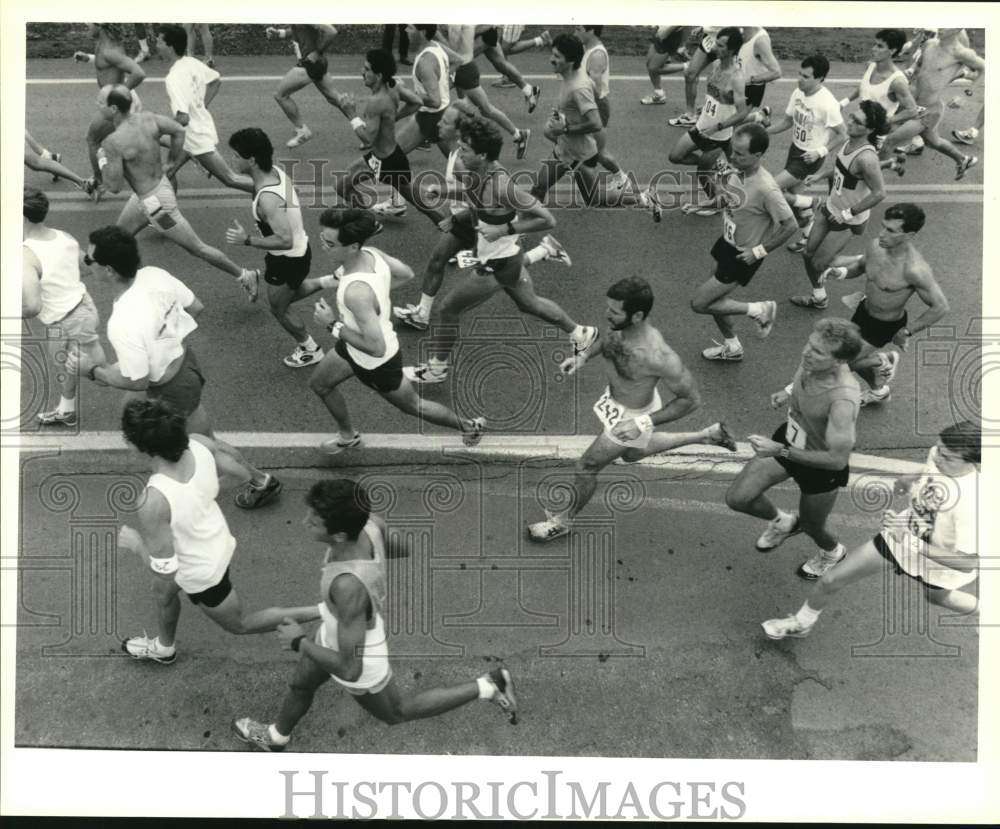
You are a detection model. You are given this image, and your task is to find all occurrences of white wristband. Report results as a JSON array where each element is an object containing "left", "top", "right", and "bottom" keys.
[
  {"left": 634, "top": 414, "right": 654, "bottom": 434},
  {"left": 533, "top": 36, "right": 544, "bottom": 47},
  {"left": 840, "top": 208, "right": 854, "bottom": 223},
  {"left": 149, "top": 555, "right": 179, "bottom": 575},
  {"left": 328, "top": 321, "right": 344, "bottom": 339},
  {"left": 350, "top": 117, "right": 366, "bottom": 132},
  {"left": 752, "top": 244, "right": 768, "bottom": 260},
  {"left": 784, "top": 383, "right": 794, "bottom": 396},
  {"left": 816, "top": 146, "right": 828, "bottom": 158},
  {"left": 838, "top": 97, "right": 850, "bottom": 108}
]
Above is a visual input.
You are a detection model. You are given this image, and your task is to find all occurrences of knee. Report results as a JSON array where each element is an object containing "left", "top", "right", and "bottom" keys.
[
  {"left": 576, "top": 455, "right": 604, "bottom": 475},
  {"left": 683, "top": 66, "right": 699, "bottom": 83},
  {"left": 268, "top": 298, "right": 288, "bottom": 318},
  {"left": 376, "top": 705, "right": 406, "bottom": 726},
  {"left": 274, "top": 91, "right": 288, "bottom": 104},
  {"left": 308, "top": 374, "right": 329, "bottom": 396},
  {"left": 725, "top": 487, "right": 750, "bottom": 513},
  {"left": 690, "top": 296, "right": 709, "bottom": 315}
]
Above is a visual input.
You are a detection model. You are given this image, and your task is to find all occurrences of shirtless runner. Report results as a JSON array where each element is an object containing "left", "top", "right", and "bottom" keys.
[{"left": 528, "top": 276, "right": 736, "bottom": 542}]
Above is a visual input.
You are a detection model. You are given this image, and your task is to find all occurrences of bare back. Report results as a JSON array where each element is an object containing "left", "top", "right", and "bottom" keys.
[
  {"left": 601, "top": 325, "right": 675, "bottom": 409},
  {"left": 912, "top": 38, "right": 969, "bottom": 104},
  {"left": 862, "top": 236, "right": 925, "bottom": 319},
  {"left": 108, "top": 112, "right": 167, "bottom": 195},
  {"left": 364, "top": 86, "right": 400, "bottom": 158}
]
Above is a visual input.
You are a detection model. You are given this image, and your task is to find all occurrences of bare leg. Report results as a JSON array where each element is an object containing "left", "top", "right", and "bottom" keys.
[
  {"left": 358, "top": 675, "right": 479, "bottom": 724},
  {"left": 725, "top": 456, "right": 791, "bottom": 521},
  {"left": 308, "top": 349, "right": 358, "bottom": 438},
  {"left": 199, "top": 589, "right": 319, "bottom": 634}
]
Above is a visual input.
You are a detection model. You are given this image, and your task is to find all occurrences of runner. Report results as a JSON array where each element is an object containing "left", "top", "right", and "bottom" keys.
[
  {"left": 265, "top": 25, "right": 346, "bottom": 148},
  {"left": 66, "top": 225, "right": 282, "bottom": 510},
  {"left": 308, "top": 208, "right": 486, "bottom": 453},
  {"left": 402, "top": 118, "right": 598, "bottom": 385},
  {"left": 394, "top": 25, "right": 452, "bottom": 157},
  {"left": 473, "top": 25, "right": 542, "bottom": 113},
  {"left": 668, "top": 26, "right": 721, "bottom": 127},
  {"left": 725, "top": 318, "right": 863, "bottom": 579},
  {"left": 336, "top": 50, "right": 441, "bottom": 224},
  {"left": 818, "top": 203, "right": 950, "bottom": 407},
  {"left": 22, "top": 187, "right": 106, "bottom": 427},
  {"left": 691, "top": 124, "right": 795, "bottom": 362},
  {"left": 499, "top": 25, "right": 552, "bottom": 57},
  {"left": 738, "top": 26, "right": 782, "bottom": 120},
  {"left": 668, "top": 28, "right": 747, "bottom": 212},
  {"left": 95, "top": 84, "right": 261, "bottom": 299},
  {"left": 576, "top": 25, "right": 629, "bottom": 189},
  {"left": 115, "top": 398, "right": 318, "bottom": 665},
  {"left": 77, "top": 23, "right": 146, "bottom": 189},
  {"left": 157, "top": 25, "right": 251, "bottom": 192},
  {"left": 24, "top": 131, "right": 94, "bottom": 193},
  {"left": 765, "top": 54, "right": 848, "bottom": 252},
  {"left": 880, "top": 29, "right": 982, "bottom": 179},
  {"left": 762, "top": 420, "right": 980, "bottom": 639},
  {"left": 528, "top": 277, "right": 737, "bottom": 542},
  {"left": 393, "top": 104, "right": 570, "bottom": 332},
  {"left": 182, "top": 23, "right": 215, "bottom": 68},
  {"left": 788, "top": 100, "right": 888, "bottom": 312},
  {"left": 641, "top": 26, "right": 690, "bottom": 106},
  {"left": 225, "top": 128, "right": 330, "bottom": 369},
  {"left": 232, "top": 477, "right": 517, "bottom": 751}
]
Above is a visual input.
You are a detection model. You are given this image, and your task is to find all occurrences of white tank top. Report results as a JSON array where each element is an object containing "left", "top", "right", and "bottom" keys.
[
  {"left": 695, "top": 64, "right": 739, "bottom": 140},
  {"left": 317, "top": 519, "right": 386, "bottom": 649},
  {"left": 859, "top": 62, "right": 907, "bottom": 118},
  {"left": 23, "top": 231, "right": 86, "bottom": 325},
  {"left": 413, "top": 43, "right": 450, "bottom": 113},
  {"left": 826, "top": 142, "right": 878, "bottom": 225},
  {"left": 583, "top": 42, "right": 610, "bottom": 100},
  {"left": 146, "top": 440, "right": 236, "bottom": 594},
  {"left": 738, "top": 28, "right": 769, "bottom": 83},
  {"left": 251, "top": 165, "right": 309, "bottom": 258},
  {"left": 335, "top": 247, "right": 399, "bottom": 369}
]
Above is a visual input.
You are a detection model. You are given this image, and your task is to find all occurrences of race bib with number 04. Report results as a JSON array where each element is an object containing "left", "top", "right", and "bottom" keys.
[{"left": 786, "top": 412, "right": 807, "bottom": 449}]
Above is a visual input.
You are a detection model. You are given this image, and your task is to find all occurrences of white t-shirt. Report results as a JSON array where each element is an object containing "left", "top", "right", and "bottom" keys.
[
  {"left": 23, "top": 231, "right": 86, "bottom": 325},
  {"left": 107, "top": 266, "right": 197, "bottom": 383},
  {"left": 784, "top": 86, "right": 844, "bottom": 151},
  {"left": 164, "top": 56, "right": 221, "bottom": 156},
  {"left": 881, "top": 448, "right": 979, "bottom": 590}
]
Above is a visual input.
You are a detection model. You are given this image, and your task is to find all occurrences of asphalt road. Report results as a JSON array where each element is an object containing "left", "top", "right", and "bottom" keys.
[{"left": 20, "top": 55, "right": 984, "bottom": 458}]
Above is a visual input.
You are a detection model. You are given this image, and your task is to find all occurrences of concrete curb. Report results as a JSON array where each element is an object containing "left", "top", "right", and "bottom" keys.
[{"left": 13, "top": 432, "right": 926, "bottom": 477}]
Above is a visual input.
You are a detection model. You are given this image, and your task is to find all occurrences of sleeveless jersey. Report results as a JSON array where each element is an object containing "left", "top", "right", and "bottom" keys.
[
  {"left": 696, "top": 65, "right": 738, "bottom": 140},
  {"left": 583, "top": 41, "right": 610, "bottom": 100},
  {"left": 413, "top": 42, "right": 450, "bottom": 113},
  {"left": 738, "top": 28, "right": 769, "bottom": 83},
  {"left": 23, "top": 231, "right": 86, "bottom": 325},
  {"left": 251, "top": 165, "right": 308, "bottom": 258},
  {"left": 826, "top": 142, "right": 878, "bottom": 225},
  {"left": 786, "top": 366, "right": 861, "bottom": 453},
  {"left": 859, "top": 62, "right": 907, "bottom": 118},
  {"left": 473, "top": 168, "right": 519, "bottom": 261},
  {"left": 317, "top": 519, "right": 387, "bottom": 649},
  {"left": 335, "top": 247, "right": 399, "bottom": 369},
  {"left": 146, "top": 440, "right": 236, "bottom": 593}
]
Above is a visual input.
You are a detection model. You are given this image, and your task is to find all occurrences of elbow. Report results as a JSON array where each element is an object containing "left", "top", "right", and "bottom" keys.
[
  {"left": 23, "top": 300, "right": 42, "bottom": 318},
  {"left": 937, "top": 299, "right": 951, "bottom": 315}
]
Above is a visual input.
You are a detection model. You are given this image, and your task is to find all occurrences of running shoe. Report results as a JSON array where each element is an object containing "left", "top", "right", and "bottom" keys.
[
  {"left": 606, "top": 171, "right": 630, "bottom": 192},
  {"left": 513, "top": 128, "right": 531, "bottom": 160},
  {"left": 701, "top": 340, "right": 744, "bottom": 362},
  {"left": 37, "top": 408, "right": 78, "bottom": 427},
  {"left": 639, "top": 189, "right": 662, "bottom": 222},
  {"left": 286, "top": 125, "right": 313, "bottom": 148},
  {"left": 710, "top": 421, "right": 738, "bottom": 452},
  {"left": 640, "top": 91, "right": 668, "bottom": 105},
  {"left": 878, "top": 350, "right": 900, "bottom": 383},
  {"left": 901, "top": 141, "right": 924, "bottom": 156},
  {"left": 526, "top": 85, "right": 541, "bottom": 114},
  {"left": 239, "top": 268, "right": 261, "bottom": 303},
  {"left": 484, "top": 667, "right": 518, "bottom": 724},
  {"left": 528, "top": 510, "right": 571, "bottom": 543},
  {"left": 797, "top": 543, "right": 846, "bottom": 580},
  {"left": 393, "top": 303, "right": 430, "bottom": 331},
  {"left": 789, "top": 294, "right": 829, "bottom": 310},
  {"left": 955, "top": 155, "right": 978, "bottom": 180},
  {"left": 539, "top": 234, "right": 572, "bottom": 267},
  {"left": 232, "top": 718, "right": 287, "bottom": 752},
  {"left": 860, "top": 386, "right": 892, "bottom": 407},
  {"left": 462, "top": 417, "right": 487, "bottom": 447},
  {"left": 755, "top": 512, "right": 801, "bottom": 552},
  {"left": 371, "top": 200, "right": 408, "bottom": 218},
  {"left": 283, "top": 344, "right": 324, "bottom": 368},
  {"left": 681, "top": 203, "right": 722, "bottom": 217},
  {"left": 572, "top": 326, "right": 599, "bottom": 358},
  {"left": 753, "top": 301, "right": 777, "bottom": 338},
  {"left": 667, "top": 113, "right": 697, "bottom": 127},
  {"left": 492, "top": 76, "right": 517, "bottom": 89},
  {"left": 404, "top": 362, "right": 448, "bottom": 384},
  {"left": 234, "top": 474, "right": 283, "bottom": 509},
  {"left": 319, "top": 433, "right": 362, "bottom": 455},
  {"left": 951, "top": 128, "right": 978, "bottom": 145},
  {"left": 761, "top": 615, "right": 815, "bottom": 640},
  {"left": 122, "top": 633, "right": 176, "bottom": 665},
  {"left": 887, "top": 155, "right": 906, "bottom": 177}
]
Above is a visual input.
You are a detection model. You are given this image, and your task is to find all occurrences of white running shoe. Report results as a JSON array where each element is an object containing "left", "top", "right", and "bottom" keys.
[
  {"left": 319, "top": 433, "right": 362, "bottom": 455},
  {"left": 797, "top": 543, "right": 846, "bottom": 580},
  {"left": 761, "top": 615, "right": 815, "bottom": 640},
  {"left": 755, "top": 512, "right": 801, "bottom": 552},
  {"left": 877, "top": 350, "right": 900, "bottom": 383},
  {"left": 239, "top": 268, "right": 261, "bottom": 303},
  {"left": 753, "top": 301, "right": 777, "bottom": 339},
  {"left": 286, "top": 125, "right": 313, "bottom": 148},
  {"left": 283, "top": 344, "right": 324, "bottom": 368},
  {"left": 640, "top": 91, "right": 668, "bottom": 105},
  {"left": 539, "top": 234, "right": 572, "bottom": 267},
  {"left": 122, "top": 633, "right": 176, "bottom": 664},
  {"left": 951, "top": 128, "right": 978, "bottom": 145},
  {"left": 639, "top": 189, "right": 662, "bottom": 222},
  {"left": 860, "top": 386, "right": 892, "bottom": 407},
  {"left": 232, "top": 717, "right": 287, "bottom": 752},
  {"left": 462, "top": 417, "right": 487, "bottom": 447},
  {"left": 371, "top": 200, "right": 407, "bottom": 218},
  {"left": 701, "top": 340, "right": 745, "bottom": 362},
  {"left": 404, "top": 362, "right": 448, "bottom": 384},
  {"left": 393, "top": 303, "right": 430, "bottom": 331},
  {"left": 528, "top": 510, "right": 570, "bottom": 542},
  {"left": 483, "top": 667, "right": 518, "bottom": 724}
]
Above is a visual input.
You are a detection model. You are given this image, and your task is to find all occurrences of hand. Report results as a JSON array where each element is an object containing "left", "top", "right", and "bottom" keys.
[
  {"left": 770, "top": 389, "right": 790, "bottom": 409},
  {"left": 748, "top": 434, "right": 785, "bottom": 458},
  {"left": 276, "top": 618, "right": 306, "bottom": 650},
  {"left": 802, "top": 173, "right": 818, "bottom": 187},
  {"left": 265, "top": 26, "right": 279, "bottom": 40},
  {"left": 225, "top": 219, "right": 249, "bottom": 246},
  {"left": 802, "top": 149, "right": 822, "bottom": 164},
  {"left": 479, "top": 222, "right": 506, "bottom": 242},
  {"left": 313, "top": 297, "right": 336, "bottom": 327},
  {"left": 819, "top": 266, "right": 848, "bottom": 284},
  {"left": 736, "top": 247, "right": 759, "bottom": 265},
  {"left": 73, "top": 51, "right": 92, "bottom": 63},
  {"left": 839, "top": 208, "right": 854, "bottom": 224},
  {"left": 65, "top": 346, "right": 95, "bottom": 376},
  {"left": 891, "top": 327, "right": 911, "bottom": 351},
  {"left": 425, "top": 182, "right": 442, "bottom": 198},
  {"left": 559, "top": 354, "right": 586, "bottom": 376},
  {"left": 611, "top": 418, "right": 641, "bottom": 442},
  {"left": 436, "top": 216, "right": 453, "bottom": 233}
]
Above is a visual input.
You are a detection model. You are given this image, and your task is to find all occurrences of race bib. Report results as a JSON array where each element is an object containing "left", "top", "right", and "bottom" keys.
[
  {"left": 723, "top": 210, "right": 737, "bottom": 245},
  {"left": 701, "top": 35, "right": 717, "bottom": 52},
  {"left": 793, "top": 123, "right": 809, "bottom": 145},
  {"left": 832, "top": 169, "right": 844, "bottom": 193},
  {"left": 786, "top": 412, "right": 807, "bottom": 449},
  {"left": 593, "top": 389, "right": 627, "bottom": 430},
  {"left": 455, "top": 250, "right": 480, "bottom": 269},
  {"left": 703, "top": 97, "right": 718, "bottom": 118},
  {"left": 142, "top": 194, "right": 163, "bottom": 216},
  {"left": 366, "top": 154, "right": 382, "bottom": 180}
]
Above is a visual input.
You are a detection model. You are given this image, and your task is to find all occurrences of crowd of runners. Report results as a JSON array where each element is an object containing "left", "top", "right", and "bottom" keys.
[{"left": 21, "top": 23, "right": 983, "bottom": 751}]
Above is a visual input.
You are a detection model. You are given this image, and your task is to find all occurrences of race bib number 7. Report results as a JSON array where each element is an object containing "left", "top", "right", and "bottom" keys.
[
  {"left": 593, "top": 389, "right": 627, "bottom": 430},
  {"left": 786, "top": 412, "right": 807, "bottom": 449}
]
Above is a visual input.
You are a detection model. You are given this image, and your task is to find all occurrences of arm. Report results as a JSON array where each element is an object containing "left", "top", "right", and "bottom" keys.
[
  {"left": 90, "top": 361, "right": 150, "bottom": 391},
  {"left": 340, "top": 283, "right": 387, "bottom": 359},
  {"left": 312, "top": 24, "right": 338, "bottom": 54},
  {"left": 135, "top": 489, "right": 180, "bottom": 589},
  {"left": 189, "top": 434, "right": 253, "bottom": 489},
  {"left": 103, "top": 46, "right": 146, "bottom": 89},
  {"left": 786, "top": 399, "right": 856, "bottom": 470},
  {"left": 900, "top": 263, "right": 949, "bottom": 338},
  {"left": 342, "top": 96, "right": 384, "bottom": 148},
  {"left": 367, "top": 249, "right": 415, "bottom": 289},
  {"left": 204, "top": 77, "right": 221, "bottom": 109},
  {"left": 954, "top": 45, "right": 986, "bottom": 78},
  {"left": 714, "top": 70, "right": 750, "bottom": 131},
  {"left": 562, "top": 96, "right": 603, "bottom": 137},
  {"left": 394, "top": 84, "right": 423, "bottom": 121},
  {"left": 842, "top": 151, "right": 886, "bottom": 217},
  {"left": 154, "top": 114, "right": 186, "bottom": 170},
  {"left": 298, "top": 575, "right": 369, "bottom": 682},
  {"left": 245, "top": 193, "right": 295, "bottom": 251},
  {"left": 766, "top": 113, "right": 793, "bottom": 135},
  {"left": 414, "top": 54, "right": 442, "bottom": 109},
  {"left": 21, "top": 249, "right": 43, "bottom": 319},
  {"left": 886, "top": 75, "right": 919, "bottom": 126},
  {"left": 749, "top": 34, "right": 781, "bottom": 85},
  {"left": 823, "top": 121, "right": 849, "bottom": 156},
  {"left": 830, "top": 251, "right": 867, "bottom": 279},
  {"left": 504, "top": 179, "right": 555, "bottom": 234},
  {"left": 650, "top": 353, "right": 702, "bottom": 425},
  {"left": 184, "top": 294, "right": 205, "bottom": 320}
]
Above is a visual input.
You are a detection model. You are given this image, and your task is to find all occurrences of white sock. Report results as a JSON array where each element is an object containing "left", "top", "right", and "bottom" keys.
[
  {"left": 824, "top": 543, "right": 845, "bottom": 560},
  {"left": 746, "top": 301, "right": 765, "bottom": 318},
  {"left": 521, "top": 83, "right": 533, "bottom": 96},
  {"left": 967, "top": 127, "right": 979, "bottom": 138},
  {"left": 774, "top": 508, "right": 795, "bottom": 528},
  {"left": 58, "top": 395, "right": 76, "bottom": 414},
  {"left": 301, "top": 335, "right": 318, "bottom": 351},
  {"left": 154, "top": 636, "right": 175, "bottom": 652},
  {"left": 812, "top": 286, "right": 827, "bottom": 301},
  {"left": 524, "top": 245, "right": 546, "bottom": 265},
  {"left": 418, "top": 293, "right": 435, "bottom": 316},
  {"left": 795, "top": 601, "right": 822, "bottom": 626},
  {"left": 297, "top": 124, "right": 309, "bottom": 134},
  {"left": 725, "top": 336, "right": 741, "bottom": 351},
  {"left": 532, "top": 36, "right": 544, "bottom": 48},
  {"left": 268, "top": 724, "right": 291, "bottom": 744},
  {"left": 476, "top": 676, "right": 496, "bottom": 700},
  {"left": 138, "top": 38, "right": 149, "bottom": 52},
  {"left": 41, "top": 148, "right": 54, "bottom": 160},
  {"left": 802, "top": 219, "right": 814, "bottom": 237},
  {"left": 790, "top": 193, "right": 813, "bottom": 209}
]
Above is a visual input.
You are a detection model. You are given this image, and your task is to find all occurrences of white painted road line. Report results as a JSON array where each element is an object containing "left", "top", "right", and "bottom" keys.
[{"left": 14, "top": 431, "right": 926, "bottom": 475}]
